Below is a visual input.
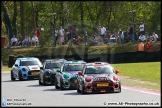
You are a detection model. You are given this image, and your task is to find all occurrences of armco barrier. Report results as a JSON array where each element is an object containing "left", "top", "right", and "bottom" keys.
[{"left": 8, "top": 51, "right": 161, "bottom": 67}]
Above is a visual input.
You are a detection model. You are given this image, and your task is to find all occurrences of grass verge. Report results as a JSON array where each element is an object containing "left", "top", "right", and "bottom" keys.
[
  {"left": 2, "top": 66, "right": 11, "bottom": 72},
  {"left": 111, "top": 62, "right": 160, "bottom": 91}
]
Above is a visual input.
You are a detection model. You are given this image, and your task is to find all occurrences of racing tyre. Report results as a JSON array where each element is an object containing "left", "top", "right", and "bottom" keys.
[
  {"left": 77, "top": 82, "right": 81, "bottom": 93},
  {"left": 81, "top": 83, "right": 85, "bottom": 94},
  {"left": 117, "top": 85, "right": 121, "bottom": 93},
  {"left": 55, "top": 77, "right": 60, "bottom": 89},
  {"left": 38, "top": 75, "right": 43, "bottom": 85},
  {"left": 11, "top": 71, "right": 16, "bottom": 81},
  {"left": 18, "top": 71, "right": 23, "bottom": 81},
  {"left": 51, "top": 75, "right": 55, "bottom": 85},
  {"left": 43, "top": 75, "right": 47, "bottom": 86},
  {"left": 60, "top": 78, "right": 64, "bottom": 90}
]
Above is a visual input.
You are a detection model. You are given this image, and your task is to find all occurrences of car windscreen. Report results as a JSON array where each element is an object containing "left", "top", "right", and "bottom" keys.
[
  {"left": 45, "top": 62, "right": 62, "bottom": 69},
  {"left": 20, "top": 60, "right": 40, "bottom": 66},
  {"left": 63, "top": 63, "right": 84, "bottom": 72},
  {"left": 85, "top": 65, "right": 113, "bottom": 74}
]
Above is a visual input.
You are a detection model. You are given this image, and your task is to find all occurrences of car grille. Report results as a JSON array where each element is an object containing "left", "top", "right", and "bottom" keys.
[
  {"left": 69, "top": 77, "right": 77, "bottom": 83},
  {"left": 28, "top": 70, "right": 39, "bottom": 75},
  {"left": 92, "top": 80, "right": 113, "bottom": 87},
  {"left": 50, "top": 74, "right": 55, "bottom": 78}
]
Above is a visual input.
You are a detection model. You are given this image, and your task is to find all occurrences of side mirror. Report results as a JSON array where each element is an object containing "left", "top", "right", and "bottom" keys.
[
  {"left": 57, "top": 69, "right": 61, "bottom": 73},
  {"left": 78, "top": 71, "right": 83, "bottom": 75},
  {"left": 115, "top": 70, "right": 120, "bottom": 74},
  {"left": 40, "top": 67, "right": 43, "bottom": 70},
  {"left": 15, "top": 64, "right": 18, "bottom": 67}
]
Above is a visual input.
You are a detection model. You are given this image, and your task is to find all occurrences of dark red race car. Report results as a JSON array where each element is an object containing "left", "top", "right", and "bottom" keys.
[{"left": 77, "top": 62, "right": 121, "bottom": 94}]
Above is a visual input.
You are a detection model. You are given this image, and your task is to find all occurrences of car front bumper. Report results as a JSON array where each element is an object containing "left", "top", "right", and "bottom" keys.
[
  {"left": 62, "top": 78, "right": 78, "bottom": 89},
  {"left": 83, "top": 81, "right": 121, "bottom": 93},
  {"left": 44, "top": 74, "right": 55, "bottom": 84},
  {"left": 21, "top": 70, "right": 39, "bottom": 79}
]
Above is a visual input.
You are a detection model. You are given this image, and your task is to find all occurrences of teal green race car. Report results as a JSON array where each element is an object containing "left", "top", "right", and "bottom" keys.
[{"left": 55, "top": 60, "right": 86, "bottom": 90}]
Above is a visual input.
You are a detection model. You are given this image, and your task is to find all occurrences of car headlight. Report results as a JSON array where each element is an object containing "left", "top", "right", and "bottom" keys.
[
  {"left": 63, "top": 73, "right": 69, "bottom": 79},
  {"left": 113, "top": 75, "right": 118, "bottom": 81},
  {"left": 85, "top": 76, "right": 91, "bottom": 82},
  {"left": 46, "top": 71, "right": 51, "bottom": 75},
  {"left": 22, "top": 67, "right": 27, "bottom": 71}
]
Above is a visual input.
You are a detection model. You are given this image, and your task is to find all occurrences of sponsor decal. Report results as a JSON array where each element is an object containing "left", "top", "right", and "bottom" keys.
[
  {"left": 97, "top": 77, "right": 107, "bottom": 80},
  {"left": 31, "top": 67, "right": 38, "bottom": 69}
]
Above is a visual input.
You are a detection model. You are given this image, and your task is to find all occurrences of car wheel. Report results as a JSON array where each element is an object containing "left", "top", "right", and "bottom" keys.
[
  {"left": 43, "top": 75, "right": 47, "bottom": 86},
  {"left": 38, "top": 75, "right": 43, "bottom": 85},
  {"left": 18, "top": 71, "right": 23, "bottom": 81},
  {"left": 60, "top": 78, "right": 64, "bottom": 90},
  {"left": 52, "top": 75, "right": 55, "bottom": 85},
  {"left": 117, "top": 85, "right": 121, "bottom": 93},
  {"left": 77, "top": 82, "right": 81, "bottom": 93},
  {"left": 81, "top": 83, "right": 85, "bottom": 94},
  {"left": 11, "top": 71, "right": 16, "bottom": 81},
  {"left": 55, "top": 77, "right": 60, "bottom": 89}
]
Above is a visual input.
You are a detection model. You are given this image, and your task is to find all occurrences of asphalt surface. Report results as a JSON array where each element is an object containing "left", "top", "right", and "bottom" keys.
[{"left": 1, "top": 72, "right": 161, "bottom": 107}]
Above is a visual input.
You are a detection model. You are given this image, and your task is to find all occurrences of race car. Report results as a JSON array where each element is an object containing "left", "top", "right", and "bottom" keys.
[
  {"left": 55, "top": 60, "right": 86, "bottom": 90},
  {"left": 11, "top": 57, "right": 42, "bottom": 81},
  {"left": 77, "top": 62, "right": 121, "bottom": 94},
  {"left": 39, "top": 59, "right": 66, "bottom": 86}
]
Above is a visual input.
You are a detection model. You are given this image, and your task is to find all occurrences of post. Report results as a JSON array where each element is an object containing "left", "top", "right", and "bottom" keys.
[
  {"left": 7, "top": 26, "right": 10, "bottom": 48},
  {"left": 83, "top": 25, "right": 86, "bottom": 46},
  {"left": 54, "top": 26, "right": 56, "bottom": 47},
  {"left": 51, "top": 13, "right": 56, "bottom": 47},
  {"left": 129, "top": 10, "right": 136, "bottom": 42},
  {"left": 84, "top": 30, "right": 86, "bottom": 46},
  {"left": 132, "top": 10, "right": 135, "bottom": 42},
  {"left": 53, "top": 15, "right": 56, "bottom": 47}
]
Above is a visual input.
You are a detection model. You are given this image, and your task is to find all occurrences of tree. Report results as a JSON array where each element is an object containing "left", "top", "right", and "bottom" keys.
[
  {"left": 20, "top": 1, "right": 25, "bottom": 38},
  {"left": 1, "top": 1, "right": 13, "bottom": 41},
  {"left": 12, "top": 1, "right": 17, "bottom": 36}
]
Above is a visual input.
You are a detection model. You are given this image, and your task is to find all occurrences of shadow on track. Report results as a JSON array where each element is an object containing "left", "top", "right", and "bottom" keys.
[
  {"left": 64, "top": 92, "right": 115, "bottom": 95},
  {"left": 27, "top": 85, "right": 42, "bottom": 87},
  {"left": 2, "top": 79, "right": 37, "bottom": 82},
  {"left": 43, "top": 88, "right": 75, "bottom": 91}
]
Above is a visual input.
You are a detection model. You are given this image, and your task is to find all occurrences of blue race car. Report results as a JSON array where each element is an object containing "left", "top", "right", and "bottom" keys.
[{"left": 11, "top": 57, "right": 42, "bottom": 81}]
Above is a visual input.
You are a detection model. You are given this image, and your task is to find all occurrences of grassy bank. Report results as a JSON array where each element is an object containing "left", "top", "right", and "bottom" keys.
[
  {"left": 2, "top": 62, "right": 160, "bottom": 90},
  {"left": 111, "top": 62, "right": 160, "bottom": 90},
  {"left": 1, "top": 42, "right": 161, "bottom": 65}
]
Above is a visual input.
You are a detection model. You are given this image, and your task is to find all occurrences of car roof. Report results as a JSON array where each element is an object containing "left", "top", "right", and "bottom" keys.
[
  {"left": 44, "top": 59, "right": 66, "bottom": 61},
  {"left": 64, "top": 60, "right": 86, "bottom": 64},
  {"left": 45, "top": 60, "right": 64, "bottom": 63},
  {"left": 86, "top": 62, "right": 109, "bottom": 66},
  {"left": 17, "top": 57, "right": 39, "bottom": 60}
]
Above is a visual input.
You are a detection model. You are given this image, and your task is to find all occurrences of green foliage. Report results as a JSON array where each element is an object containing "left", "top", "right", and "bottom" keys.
[{"left": 1, "top": 1, "right": 161, "bottom": 47}]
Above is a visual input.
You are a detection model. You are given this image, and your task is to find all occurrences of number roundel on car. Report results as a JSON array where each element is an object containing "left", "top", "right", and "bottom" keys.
[{"left": 63, "top": 73, "right": 69, "bottom": 79}]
